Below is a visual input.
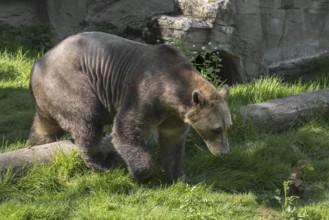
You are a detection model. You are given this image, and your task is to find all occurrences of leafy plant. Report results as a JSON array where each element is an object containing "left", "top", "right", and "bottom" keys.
[
  {"left": 287, "top": 159, "right": 314, "bottom": 197},
  {"left": 193, "top": 44, "right": 222, "bottom": 88},
  {"left": 275, "top": 160, "right": 315, "bottom": 219},
  {"left": 277, "top": 180, "right": 300, "bottom": 218},
  {"left": 167, "top": 39, "right": 223, "bottom": 88}
]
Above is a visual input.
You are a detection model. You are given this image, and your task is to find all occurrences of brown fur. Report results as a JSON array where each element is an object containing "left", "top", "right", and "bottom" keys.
[{"left": 28, "top": 32, "right": 232, "bottom": 183}]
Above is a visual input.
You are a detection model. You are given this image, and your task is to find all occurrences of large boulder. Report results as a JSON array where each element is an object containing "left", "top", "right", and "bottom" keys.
[
  {"left": 152, "top": 0, "right": 269, "bottom": 82},
  {"left": 0, "top": 0, "right": 328, "bottom": 82}
]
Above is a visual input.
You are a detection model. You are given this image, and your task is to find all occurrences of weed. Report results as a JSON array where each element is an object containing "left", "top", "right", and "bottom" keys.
[
  {"left": 276, "top": 180, "right": 300, "bottom": 218},
  {"left": 167, "top": 39, "right": 223, "bottom": 88},
  {"left": 274, "top": 160, "right": 315, "bottom": 219},
  {"left": 287, "top": 160, "right": 314, "bottom": 197},
  {"left": 193, "top": 44, "right": 222, "bottom": 88}
]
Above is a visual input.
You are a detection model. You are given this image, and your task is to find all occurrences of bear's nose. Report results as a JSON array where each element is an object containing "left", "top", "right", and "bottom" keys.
[
  {"left": 221, "top": 150, "right": 230, "bottom": 156},
  {"left": 220, "top": 147, "right": 230, "bottom": 156}
]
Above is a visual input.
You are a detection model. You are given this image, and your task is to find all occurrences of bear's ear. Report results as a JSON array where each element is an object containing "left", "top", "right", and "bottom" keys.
[
  {"left": 192, "top": 90, "right": 205, "bottom": 106},
  {"left": 219, "top": 85, "right": 229, "bottom": 100}
]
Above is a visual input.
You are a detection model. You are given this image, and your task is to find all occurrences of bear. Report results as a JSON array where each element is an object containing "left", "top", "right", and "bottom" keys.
[{"left": 28, "top": 32, "right": 232, "bottom": 183}]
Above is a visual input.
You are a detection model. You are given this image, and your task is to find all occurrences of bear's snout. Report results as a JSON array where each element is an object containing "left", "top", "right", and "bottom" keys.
[
  {"left": 220, "top": 148, "right": 230, "bottom": 156},
  {"left": 205, "top": 139, "right": 230, "bottom": 157}
]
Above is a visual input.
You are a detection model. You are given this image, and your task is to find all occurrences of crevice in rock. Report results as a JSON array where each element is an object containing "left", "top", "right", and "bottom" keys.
[{"left": 219, "top": 50, "right": 243, "bottom": 84}]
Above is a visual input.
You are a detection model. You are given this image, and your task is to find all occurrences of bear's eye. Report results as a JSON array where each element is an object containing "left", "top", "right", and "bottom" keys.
[{"left": 212, "top": 127, "right": 222, "bottom": 133}]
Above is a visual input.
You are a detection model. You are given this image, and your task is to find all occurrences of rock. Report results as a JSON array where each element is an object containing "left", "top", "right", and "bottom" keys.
[
  {"left": 0, "top": 0, "right": 40, "bottom": 25},
  {"left": 83, "top": 0, "right": 174, "bottom": 41},
  {"left": 155, "top": 0, "right": 269, "bottom": 82},
  {"left": 45, "top": 0, "right": 88, "bottom": 39},
  {"left": 0, "top": 0, "right": 328, "bottom": 82},
  {"left": 154, "top": 0, "right": 329, "bottom": 81},
  {"left": 233, "top": 0, "right": 329, "bottom": 69}
]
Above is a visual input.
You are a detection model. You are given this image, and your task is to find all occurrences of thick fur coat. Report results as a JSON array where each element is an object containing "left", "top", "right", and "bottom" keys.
[{"left": 29, "top": 32, "right": 232, "bottom": 182}]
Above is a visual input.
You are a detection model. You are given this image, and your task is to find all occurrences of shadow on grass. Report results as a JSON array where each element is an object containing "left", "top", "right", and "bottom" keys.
[
  {"left": 0, "top": 87, "right": 34, "bottom": 147},
  {"left": 179, "top": 123, "right": 329, "bottom": 209},
  {"left": 136, "top": 122, "right": 328, "bottom": 211}
]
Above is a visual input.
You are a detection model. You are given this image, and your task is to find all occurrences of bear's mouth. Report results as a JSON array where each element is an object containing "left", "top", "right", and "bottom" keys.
[{"left": 205, "top": 141, "right": 229, "bottom": 157}]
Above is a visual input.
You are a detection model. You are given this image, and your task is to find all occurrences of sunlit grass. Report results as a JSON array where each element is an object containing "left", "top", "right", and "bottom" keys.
[
  {"left": 0, "top": 50, "right": 36, "bottom": 146},
  {"left": 229, "top": 76, "right": 329, "bottom": 107},
  {"left": 0, "top": 49, "right": 36, "bottom": 88}
]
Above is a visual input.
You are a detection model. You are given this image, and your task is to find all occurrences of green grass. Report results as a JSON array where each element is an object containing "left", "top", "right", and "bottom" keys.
[
  {"left": 0, "top": 49, "right": 36, "bottom": 148},
  {"left": 1, "top": 47, "right": 329, "bottom": 219}
]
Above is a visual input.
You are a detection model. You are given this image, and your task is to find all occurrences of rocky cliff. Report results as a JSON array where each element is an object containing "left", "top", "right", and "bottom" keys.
[{"left": 1, "top": 0, "right": 328, "bottom": 82}]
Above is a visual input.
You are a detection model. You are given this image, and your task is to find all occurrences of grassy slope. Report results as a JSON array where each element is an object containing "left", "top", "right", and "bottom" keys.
[{"left": 0, "top": 49, "right": 328, "bottom": 219}]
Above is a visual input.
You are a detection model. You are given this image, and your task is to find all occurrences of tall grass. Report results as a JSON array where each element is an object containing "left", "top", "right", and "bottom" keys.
[
  {"left": 0, "top": 50, "right": 37, "bottom": 146},
  {"left": 230, "top": 76, "right": 328, "bottom": 107},
  {"left": 0, "top": 49, "right": 35, "bottom": 88},
  {"left": 1, "top": 43, "right": 329, "bottom": 219}
]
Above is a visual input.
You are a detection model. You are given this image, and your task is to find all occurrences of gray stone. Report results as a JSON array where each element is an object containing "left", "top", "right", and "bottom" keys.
[
  {"left": 0, "top": 0, "right": 328, "bottom": 82},
  {"left": 83, "top": 0, "right": 174, "bottom": 40},
  {"left": 232, "top": 0, "right": 329, "bottom": 68},
  {"left": 45, "top": 0, "right": 88, "bottom": 39},
  {"left": 0, "top": 0, "right": 39, "bottom": 25}
]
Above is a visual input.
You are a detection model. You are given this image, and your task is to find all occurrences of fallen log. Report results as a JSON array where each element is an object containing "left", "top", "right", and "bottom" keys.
[
  {"left": 0, "top": 140, "right": 78, "bottom": 172},
  {"left": 239, "top": 88, "right": 329, "bottom": 130}
]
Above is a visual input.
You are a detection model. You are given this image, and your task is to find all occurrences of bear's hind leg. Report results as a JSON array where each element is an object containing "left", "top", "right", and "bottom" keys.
[{"left": 28, "top": 112, "right": 64, "bottom": 146}]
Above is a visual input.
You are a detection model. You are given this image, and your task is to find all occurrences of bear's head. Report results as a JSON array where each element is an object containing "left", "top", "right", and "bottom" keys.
[{"left": 184, "top": 85, "right": 232, "bottom": 156}]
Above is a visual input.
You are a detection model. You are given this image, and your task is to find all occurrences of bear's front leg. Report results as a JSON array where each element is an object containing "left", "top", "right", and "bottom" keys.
[
  {"left": 158, "top": 119, "right": 189, "bottom": 183},
  {"left": 111, "top": 115, "right": 154, "bottom": 183}
]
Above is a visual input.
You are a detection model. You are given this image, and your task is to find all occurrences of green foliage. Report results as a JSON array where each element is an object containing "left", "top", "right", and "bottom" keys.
[
  {"left": 0, "top": 49, "right": 35, "bottom": 86},
  {"left": 274, "top": 160, "right": 315, "bottom": 219},
  {"left": 194, "top": 46, "right": 222, "bottom": 88},
  {"left": 1, "top": 39, "right": 329, "bottom": 219},
  {"left": 0, "top": 50, "right": 36, "bottom": 145},
  {"left": 229, "top": 76, "right": 327, "bottom": 107},
  {"left": 276, "top": 180, "right": 300, "bottom": 218},
  {"left": 168, "top": 39, "right": 223, "bottom": 88}
]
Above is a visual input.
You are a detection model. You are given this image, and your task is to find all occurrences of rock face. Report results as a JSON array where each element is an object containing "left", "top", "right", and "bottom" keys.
[
  {"left": 233, "top": 0, "right": 329, "bottom": 68},
  {"left": 45, "top": 0, "right": 88, "bottom": 39},
  {"left": 83, "top": 0, "right": 174, "bottom": 40},
  {"left": 0, "top": 0, "right": 40, "bottom": 25},
  {"left": 0, "top": 0, "right": 328, "bottom": 82},
  {"left": 154, "top": 0, "right": 329, "bottom": 82}
]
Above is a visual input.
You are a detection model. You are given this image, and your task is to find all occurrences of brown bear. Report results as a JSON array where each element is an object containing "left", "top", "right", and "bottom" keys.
[{"left": 28, "top": 32, "right": 232, "bottom": 182}]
